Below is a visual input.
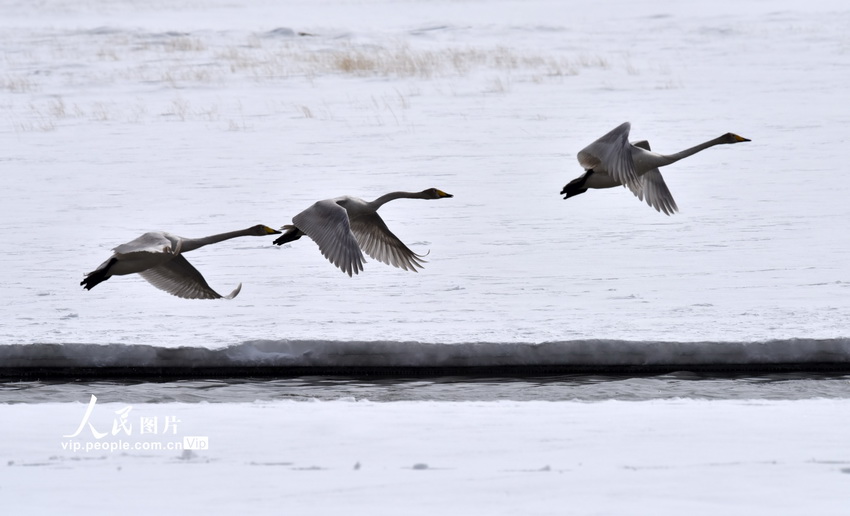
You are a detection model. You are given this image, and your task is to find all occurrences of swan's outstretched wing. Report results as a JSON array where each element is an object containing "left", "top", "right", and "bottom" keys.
[
  {"left": 627, "top": 170, "right": 679, "bottom": 215},
  {"left": 113, "top": 232, "right": 180, "bottom": 255},
  {"left": 138, "top": 255, "right": 240, "bottom": 299},
  {"left": 292, "top": 199, "right": 366, "bottom": 277},
  {"left": 627, "top": 140, "right": 678, "bottom": 215},
  {"left": 577, "top": 122, "right": 637, "bottom": 186},
  {"left": 349, "top": 212, "right": 426, "bottom": 272}
]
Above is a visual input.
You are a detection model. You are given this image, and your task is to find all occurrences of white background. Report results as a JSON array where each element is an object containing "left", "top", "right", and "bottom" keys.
[{"left": 2, "top": 1, "right": 849, "bottom": 513}]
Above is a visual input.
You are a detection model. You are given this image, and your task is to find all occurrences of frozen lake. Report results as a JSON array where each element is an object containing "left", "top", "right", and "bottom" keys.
[
  {"left": 2, "top": 0, "right": 849, "bottom": 349},
  {"left": 2, "top": 0, "right": 850, "bottom": 513}
]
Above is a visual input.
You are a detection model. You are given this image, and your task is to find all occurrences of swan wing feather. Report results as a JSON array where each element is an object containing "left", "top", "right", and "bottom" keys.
[
  {"left": 113, "top": 232, "right": 180, "bottom": 255},
  {"left": 293, "top": 199, "right": 366, "bottom": 276},
  {"left": 350, "top": 212, "right": 426, "bottom": 272},
  {"left": 577, "top": 122, "right": 638, "bottom": 186},
  {"left": 138, "top": 255, "right": 238, "bottom": 299},
  {"left": 626, "top": 169, "right": 679, "bottom": 215}
]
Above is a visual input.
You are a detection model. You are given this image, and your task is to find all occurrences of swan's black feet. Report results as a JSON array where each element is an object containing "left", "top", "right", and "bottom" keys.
[
  {"left": 561, "top": 183, "right": 586, "bottom": 199},
  {"left": 273, "top": 227, "right": 303, "bottom": 246},
  {"left": 561, "top": 170, "right": 592, "bottom": 199},
  {"left": 80, "top": 271, "right": 108, "bottom": 290},
  {"left": 80, "top": 258, "right": 115, "bottom": 290}
]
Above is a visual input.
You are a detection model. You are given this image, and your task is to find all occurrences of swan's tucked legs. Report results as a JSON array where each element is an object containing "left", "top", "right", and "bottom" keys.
[
  {"left": 561, "top": 170, "right": 593, "bottom": 199},
  {"left": 80, "top": 258, "right": 116, "bottom": 290},
  {"left": 273, "top": 226, "right": 304, "bottom": 246}
]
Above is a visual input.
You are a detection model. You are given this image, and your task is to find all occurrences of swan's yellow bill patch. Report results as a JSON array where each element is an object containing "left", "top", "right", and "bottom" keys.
[{"left": 733, "top": 134, "right": 751, "bottom": 142}]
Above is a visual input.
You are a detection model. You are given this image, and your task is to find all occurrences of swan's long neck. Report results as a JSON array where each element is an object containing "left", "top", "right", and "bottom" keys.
[
  {"left": 179, "top": 228, "right": 257, "bottom": 253},
  {"left": 368, "top": 191, "right": 424, "bottom": 209},
  {"left": 654, "top": 135, "right": 729, "bottom": 167}
]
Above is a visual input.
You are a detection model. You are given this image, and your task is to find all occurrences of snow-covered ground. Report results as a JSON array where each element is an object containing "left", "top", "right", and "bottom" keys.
[
  {"left": 2, "top": 0, "right": 850, "bottom": 513},
  {"left": 4, "top": 399, "right": 850, "bottom": 515},
  {"left": 2, "top": 0, "right": 849, "bottom": 347}
]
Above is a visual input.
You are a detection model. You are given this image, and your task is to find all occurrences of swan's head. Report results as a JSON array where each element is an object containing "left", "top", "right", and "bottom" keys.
[
  {"left": 724, "top": 133, "right": 751, "bottom": 144},
  {"left": 251, "top": 225, "right": 282, "bottom": 235},
  {"left": 424, "top": 188, "right": 453, "bottom": 199},
  {"left": 561, "top": 176, "right": 588, "bottom": 199}
]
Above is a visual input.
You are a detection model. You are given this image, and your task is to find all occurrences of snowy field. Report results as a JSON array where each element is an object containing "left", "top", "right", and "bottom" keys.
[
  {"left": 2, "top": 0, "right": 849, "bottom": 346},
  {"left": 3, "top": 399, "right": 850, "bottom": 515},
  {"left": 2, "top": 0, "right": 850, "bottom": 513}
]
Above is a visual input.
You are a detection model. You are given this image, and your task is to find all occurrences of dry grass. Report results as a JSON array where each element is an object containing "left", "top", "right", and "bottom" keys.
[
  {"left": 163, "top": 36, "right": 206, "bottom": 53},
  {"left": 298, "top": 105, "right": 314, "bottom": 118},
  {"left": 2, "top": 30, "right": 621, "bottom": 132},
  {"left": 3, "top": 29, "right": 615, "bottom": 92},
  {"left": 249, "top": 43, "right": 603, "bottom": 80},
  {"left": 1, "top": 75, "right": 37, "bottom": 93},
  {"left": 47, "top": 97, "right": 66, "bottom": 118}
]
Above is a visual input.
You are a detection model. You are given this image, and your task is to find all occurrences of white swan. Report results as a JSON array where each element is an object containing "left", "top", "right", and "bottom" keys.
[
  {"left": 81, "top": 225, "right": 281, "bottom": 299},
  {"left": 274, "top": 188, "right": 453, "bottom": 276},
  {"left": 561, "top": 122, "right": 750, "bottom": 214}
]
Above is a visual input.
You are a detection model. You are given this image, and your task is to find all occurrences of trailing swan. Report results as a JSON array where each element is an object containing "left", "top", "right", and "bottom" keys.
[{"left": 81, "top": 225, "right": 281, "bottom": 299}]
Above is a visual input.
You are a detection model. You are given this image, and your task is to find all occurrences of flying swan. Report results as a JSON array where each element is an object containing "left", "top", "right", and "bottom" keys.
[
  {"left": 561, "top": 122, "right": 750, "bottom": 214},
  {"left": 273, "top": 188, "right": 453, "bottom": 276},
  {"left": 81, "top": 225, "right": 281, "bottom": 299}
]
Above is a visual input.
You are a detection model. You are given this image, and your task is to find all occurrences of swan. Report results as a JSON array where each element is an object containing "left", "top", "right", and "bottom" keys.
[
  {"left": 561, "top": 122, "right": 750, "bottom": 214},
  {"left": 81, "top": 224, "right": 281, "bottom": 299},
  {"left": 273, "top": 188, "right": 453, "bottom": 276}
]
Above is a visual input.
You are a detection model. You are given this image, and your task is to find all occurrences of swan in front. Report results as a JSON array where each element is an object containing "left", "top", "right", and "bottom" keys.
[
  {"left": 561, "top": 122, "right": 750, "bottom": 214},
  {"left": 81, "top": 224, "right": 281, "bottom": 299},
  {"left": 273, "top": 188, "right": 453, "bottom": 276}
]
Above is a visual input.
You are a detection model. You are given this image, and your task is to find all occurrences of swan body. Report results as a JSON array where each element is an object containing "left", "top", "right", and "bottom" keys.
[
  {"left": 561, "top": 122, "right": 750, "bottom": 214},
  {"left": 81, "top": 224, "right": 281, "bottom": 299},
  {"left": 274, "top": 188, "right": 453, "bottom": 276}
]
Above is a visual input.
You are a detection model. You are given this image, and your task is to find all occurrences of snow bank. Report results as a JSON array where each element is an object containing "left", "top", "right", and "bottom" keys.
[{"left": 2, "top": 339, "right": 849, "bottom": 370}]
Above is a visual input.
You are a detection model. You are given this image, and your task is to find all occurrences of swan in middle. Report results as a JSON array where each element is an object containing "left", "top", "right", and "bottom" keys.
[{"left": 274, "top": 188, "right": 453, "bottom": 276}]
